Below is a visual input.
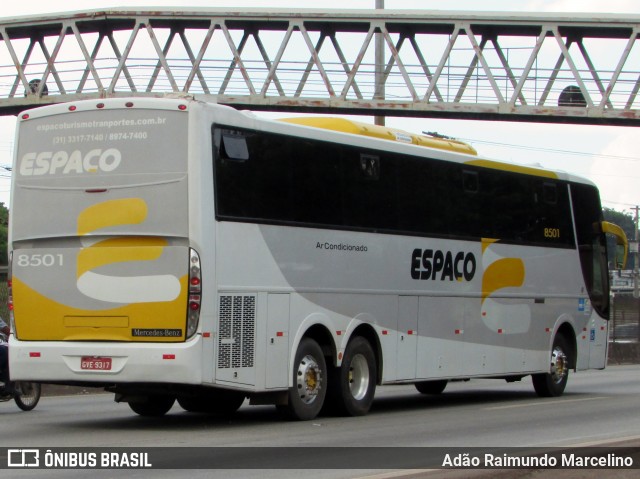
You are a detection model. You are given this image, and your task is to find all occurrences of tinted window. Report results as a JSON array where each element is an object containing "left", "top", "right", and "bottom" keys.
[
  {"left": 571, "top": 183, "right": 609, "bottom": 317},
  {"left": 213, "top": 125, "right": 575, "bottom": 248}
]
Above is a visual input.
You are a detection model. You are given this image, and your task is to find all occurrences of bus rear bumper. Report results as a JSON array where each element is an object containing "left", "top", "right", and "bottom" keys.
[{"left": 8, "top": 336, "right": 203, "bottom": 385}]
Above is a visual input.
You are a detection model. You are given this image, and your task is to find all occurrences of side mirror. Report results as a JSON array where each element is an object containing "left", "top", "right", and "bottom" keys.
[{"left": 602, "top": 221, "right": 628, "bottom": 269}]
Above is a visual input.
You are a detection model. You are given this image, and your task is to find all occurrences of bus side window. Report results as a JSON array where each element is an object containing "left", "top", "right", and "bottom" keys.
[
  {"left": 359, "top": 154, "right": 380, "bottom": 180},
  {"left": 462, "top": 170, "right": 479, "bottom": 193},
  {"left": 543, "top": 182, "right": 557, "bottom": 204},
  {"left": 220, "top": 130, "right": 250, "bottom": 161}
]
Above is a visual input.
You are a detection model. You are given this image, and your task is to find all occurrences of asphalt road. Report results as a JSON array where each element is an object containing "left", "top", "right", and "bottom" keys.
[{"left": 1, "top": 364, "right": 639, "bottom": 478}]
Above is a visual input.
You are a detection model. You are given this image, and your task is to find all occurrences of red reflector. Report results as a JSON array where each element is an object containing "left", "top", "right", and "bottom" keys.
[
  {"left": 29, "top": 352, "right": 41, "bottom": 358},
  {"left": 21, "top": 113, "right": 30, "bottom": 120},
  {"left": 382, "top": 330, "right": 388, "bottom": 335},
  {"left": 97, "top": 103, "right": 105, "bottom": 108},
  {"left": 189, "top": 302, "right": 200, "bottom": 311},
  {"left": 498, "top": 328, "right": 503, "bottom": 334},
  {"left": 178, "top": 104, "right": 187, "bottom": 110},
  {"left": 545, "top": 328, "right": 551, "bottom": 332},
  {"left": 276, "top": 331, "right": 284, "bottom": 337},
  {"left": 68, "top": 105, "right": 76, "bottom": 111},
  {"left": 336, "top": 330, "right": 342, "bottom": 336},
  {"left": 202, "top": 332, "right": 211, "bottom": 338},
  {"left": 407, "top": 330, "right": 414, "bottom": 335},
  {"left": 455, "top": 329, "right": 462, "bottom": 335},
  {"left": 125, "top": 102, "right": 134, "bottom": 107},
  {"left": 162, "top": 354, "right": 175, "bottom": 360}
]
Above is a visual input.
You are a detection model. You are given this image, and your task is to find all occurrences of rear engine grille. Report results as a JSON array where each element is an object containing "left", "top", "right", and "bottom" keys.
[{"left": 218, "top": 295, "right": 256, "bottom": 369}]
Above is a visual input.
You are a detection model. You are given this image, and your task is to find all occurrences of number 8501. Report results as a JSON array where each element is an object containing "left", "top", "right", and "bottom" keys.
[{"left": 16, "top": 254, "right": 64, "bottom": 267}]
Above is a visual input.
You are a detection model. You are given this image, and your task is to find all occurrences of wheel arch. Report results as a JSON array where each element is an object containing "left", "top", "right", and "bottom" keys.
[
  {"left": 556, "top": 321, "right": 577, "bottom": 370},
  {"left": 301, "top": 322, "right": 337, "bottom": 366}
]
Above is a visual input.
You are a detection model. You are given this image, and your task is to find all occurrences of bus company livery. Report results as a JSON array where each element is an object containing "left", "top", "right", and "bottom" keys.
[{"left": 8, "top": 97, "right": 627, "bottom": 419}]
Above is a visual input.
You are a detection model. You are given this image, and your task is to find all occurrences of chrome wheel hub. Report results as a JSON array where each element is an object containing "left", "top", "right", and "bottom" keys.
[
  {"left": 296, "top": 354, "right": 322, "bottom": 405},
  {"left": 348, "top": 353, "right": 370, "bottom": 401},
  {"left": 550, "top": 346, "right": 568, "bottom": 384}
]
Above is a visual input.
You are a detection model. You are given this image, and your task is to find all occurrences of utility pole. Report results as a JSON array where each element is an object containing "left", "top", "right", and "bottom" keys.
[{"left": 374, "top": 0, "right": 385, "bottom": 126}]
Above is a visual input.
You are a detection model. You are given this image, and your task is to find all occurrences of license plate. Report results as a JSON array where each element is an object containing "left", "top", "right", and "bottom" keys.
[{"left": 80, "top": 356, "right": 112, "bottom": 371}]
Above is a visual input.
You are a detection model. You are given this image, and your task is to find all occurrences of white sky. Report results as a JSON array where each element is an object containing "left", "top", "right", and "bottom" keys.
[{"left": 1, "top": 0, "right": 639, "bottom": 212}]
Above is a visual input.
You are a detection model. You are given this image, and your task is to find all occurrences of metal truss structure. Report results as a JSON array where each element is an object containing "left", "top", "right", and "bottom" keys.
[{"left": 1, "top": 8, "right": 640, "bottom": 124}]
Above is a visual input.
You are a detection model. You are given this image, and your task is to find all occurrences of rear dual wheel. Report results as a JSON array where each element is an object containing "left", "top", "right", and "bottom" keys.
[
  {"left": 279, "top": 337, "right": 327, "bottom": 421},
  {"left": 280, "top": 336, "right": 377, "bottom": 420},
  {"left": 326, "top": 336, "right": 377, "bottom": 417}
]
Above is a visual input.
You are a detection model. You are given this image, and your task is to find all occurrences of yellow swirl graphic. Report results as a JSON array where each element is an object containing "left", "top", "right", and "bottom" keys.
[
  {"left": 76, "top": 237, "right": 167, "bottom": 277},
  {"left": 481, "top": 258, "right": 525, "bottom": 303},
  {"left": 77, "top": 198, "right": 147, "bottom": 236},
  {"left": 75, "top": 198, "right": 181, "bottom": 304}
]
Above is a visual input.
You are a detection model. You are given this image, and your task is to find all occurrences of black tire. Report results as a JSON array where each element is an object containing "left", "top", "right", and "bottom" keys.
[
  {"left": 13, "top": 382, "right": 41, "bottom": 411},
  {"left": 532, "top": 334, "right": 571, "bottom": 397},
  {"left": 415, "top": 380, "right": 448, "bottom": 395},
  {"left": 129, "top": 395, "right": 175, "bottom": 417},
  {"left": 326, "top": 336, "right": 376, "bottom": 416},
  {"left": 178, "top": 390, "right": 245, "bottom": 414},
  {"left": 278, "top": 337, "right": 327, "bottom": 421}
]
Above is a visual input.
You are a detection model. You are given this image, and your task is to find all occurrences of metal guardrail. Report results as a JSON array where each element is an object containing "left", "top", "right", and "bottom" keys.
[
  {"left": 611, "top": 293, "right": 640, "bottom": 343},
  {"left": 0, "top": 8, "right": 639, "bottom": 123}
]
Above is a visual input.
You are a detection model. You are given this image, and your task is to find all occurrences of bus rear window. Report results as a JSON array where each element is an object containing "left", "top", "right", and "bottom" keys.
[{"left": 12, "top": 108, "right": 189, "bottom": 241}]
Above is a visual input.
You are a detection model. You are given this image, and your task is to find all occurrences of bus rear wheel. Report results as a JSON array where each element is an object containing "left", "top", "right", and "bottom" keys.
[
  {"left": 327, "top": 336, "right": 376, "bottom": 416},
  {"left": 278, "top": 337, "right": 327, "bottom": 421},
  {"left": 532, "top": 334, "right": 570, "bottom": 397},
  {"left": 129, "top": 395, "right": 175, "bottom": 417}
]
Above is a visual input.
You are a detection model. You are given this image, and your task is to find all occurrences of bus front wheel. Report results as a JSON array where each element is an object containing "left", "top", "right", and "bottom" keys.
[
  {"left": 328, "top": 336, "right": 377, "bottom": 416},
  {"left": 278, "top": 337, "right": 327, "bottom": 421},
  {"left": 532, "top": 334, "right": 570, "bottom": 397}
]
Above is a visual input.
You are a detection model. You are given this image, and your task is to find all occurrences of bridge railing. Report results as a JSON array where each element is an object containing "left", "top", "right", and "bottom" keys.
[{"left": 0, "top": 8, "right": 639, "bottom": 123}]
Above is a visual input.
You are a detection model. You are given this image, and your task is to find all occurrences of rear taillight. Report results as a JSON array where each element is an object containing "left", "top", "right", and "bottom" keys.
[{"left": 186, "top": 248, "right": 201, "bottom": 339}]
